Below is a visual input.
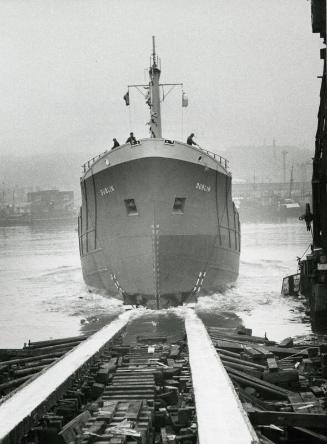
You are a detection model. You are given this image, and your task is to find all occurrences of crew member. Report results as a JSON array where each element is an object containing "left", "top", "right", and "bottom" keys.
[
  {"left": 111, "top": 138, "right": 120, "bottom": 150},
  {"left": 187, "top": 133, "right": 198, "bottom": 146},
  {"left": 126, "top": 132, "right": 137, "bottom": 145}
]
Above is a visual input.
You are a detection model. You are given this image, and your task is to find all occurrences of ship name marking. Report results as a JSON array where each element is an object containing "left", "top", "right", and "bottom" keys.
[
  {"left": 196, "top": 182, "right": 211, "bottom": 192},
  {"left": 100, "top": 185, "right": 115, "bottom": 197}
]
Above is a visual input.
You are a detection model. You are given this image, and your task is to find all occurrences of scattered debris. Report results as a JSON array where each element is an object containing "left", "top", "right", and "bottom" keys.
[
  {"left": 1, "top": 323, "right": 327, "bottom": 443},
  {"left": 208, "top": 326, "right": 327, "bottom": 443}
]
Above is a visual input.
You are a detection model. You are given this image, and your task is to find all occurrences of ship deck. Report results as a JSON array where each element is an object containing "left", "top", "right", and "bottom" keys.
[{"left": 81, "top": 138, "right": 230, "bottom": 179}]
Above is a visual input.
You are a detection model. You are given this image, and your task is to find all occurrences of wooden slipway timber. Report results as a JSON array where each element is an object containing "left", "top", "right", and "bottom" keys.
[
  {"left": 185, "top": 310, "right": 257, "bottom": 443},
  {"left": 1, "top": 310, "right": 327, "bottom": 443},
  {"left": 0, "top": 311, "right": 132, "bottom": 442}
]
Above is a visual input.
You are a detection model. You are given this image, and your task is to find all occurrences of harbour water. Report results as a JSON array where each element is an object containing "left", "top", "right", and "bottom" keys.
[{"left": 0, "top": 221, "right": 312, "bottom": 348}]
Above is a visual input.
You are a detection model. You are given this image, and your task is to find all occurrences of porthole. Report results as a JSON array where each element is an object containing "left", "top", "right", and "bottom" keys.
[
  {"left": 124, "top": 199, "right": 138, "bottom": 216},
  {"left": 172, "top": 197, "right": 186, "bottom": 214}
]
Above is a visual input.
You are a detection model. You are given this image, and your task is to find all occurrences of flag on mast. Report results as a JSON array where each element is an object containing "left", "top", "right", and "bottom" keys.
[
  {"left": 182, "top": 92, "right": 188, "bottom": 107},
  {"left": 123, "top": 91, "right": 130, "bottom": 106}
]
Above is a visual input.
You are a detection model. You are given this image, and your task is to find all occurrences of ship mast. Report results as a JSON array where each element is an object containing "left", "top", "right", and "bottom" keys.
[
  {"left": 125, "top": 37, "right": 184, "bottom": 138},
  {"left": 149, "top": 36, "right": 162, "bottom": 138}
]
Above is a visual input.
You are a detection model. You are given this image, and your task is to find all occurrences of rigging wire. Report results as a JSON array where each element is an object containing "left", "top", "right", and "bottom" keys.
[
  {"left": 181, "top": 86, "right": 184, "bottom": 141},
  {"left": 298, "top": 241, "right": 312, "bottom": 263},
  {"left": 128, "top": 88, "right": 132, "bottom": 132},
  {"left": 181, "top": 103, "right": 184, "bottom": 141}
]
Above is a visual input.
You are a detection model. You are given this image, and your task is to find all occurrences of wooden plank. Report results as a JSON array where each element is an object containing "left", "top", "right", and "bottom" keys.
[
  {"left": 263, "top": 368, "right": 298, "bottom": 386},
  {"left": 267, "top": 358, "right": 278, "bottom": 372},
  {"left": 224, "top": 366, "right": 293, "bottom": 397},
  {"left": 300, "top": 392, "right": 324, "bottom": 413},
  {"left": 0, "top": 311, "right": 131, "bottom": 443},
  {"left": 221, "top": 360, "right": 262, "bottom": 378},
  {"left": 215, "top": 347, "right": 243, "bottom": 359},
  {"left": 208, "top": 330, "right": 275, "bottom": 345},
  {"left": 27, "top": 335, "right": 87, "bottom": 348},
  {"left": 238, "top": 387, "right": 272, "bottom": 411},
  {"left": 279, "top": 337, "right": 294, "bottom": 348},
  {"left": 229, "top": 374, "right": 288, "bottom": 400},
  {"left": 161, "top": 427, "right": 169, "bottom": 444},
  {"left": 214, "top": 339, "right": 245, "bottom": 353},
  {"left": 126, "top": 400, "right": 143, "bottom": 420},
  {"left": 59, "top": 410, "right": 91, "bottom": 443},
  {"left": 242, "top": 346, "right": 267, "bottom": 362},
  {"left": 267, "top": 345, "right": 308, "bottom": 358},
  {"left": 98, "top": 400, "right": 118, "bottom": 421},
  {"left": 279, "top": 348, "right": 308, "bottom": 362},
  {"left": 289, "top": 393, "right": 308, "bottom": 412},
  {"left": 185, "top": 310, "right": 259, "bottom": 444},
  {"left": 169, "top": 345, "right": 180, "bottom": 358},
  {"left": 248, "top": 411, "right": 327, "bottom": 429},
  {"left": 291, "top": 427, "right": 327, "bottom": 443},
  {"left": 217, "top": 352, "right": 266, "bottom": 370},
  {"left": 0, "top": 351, "right": 64, "bottom": 367},
  {"left": 252, "top": 345, "right": 274, "bottom": 359},
  {"left": 256, "top": 431, "right": 278, "bottom": 444}
]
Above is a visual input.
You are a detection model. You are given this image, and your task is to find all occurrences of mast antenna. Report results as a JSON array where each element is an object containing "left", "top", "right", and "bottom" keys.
[
  {"left": 152, "top": 35, "right": 158, "bottom": 68},
  {"left": 152, "top": 36, "right": 156, "bottom": 58},
  {"left": 148, "top": 36, "right": 161, "bottom": 137}
]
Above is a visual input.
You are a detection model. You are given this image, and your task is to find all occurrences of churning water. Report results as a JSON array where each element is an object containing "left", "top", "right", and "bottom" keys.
[{"left": 0, "top": 221, "right": 312, "bottom": 348}]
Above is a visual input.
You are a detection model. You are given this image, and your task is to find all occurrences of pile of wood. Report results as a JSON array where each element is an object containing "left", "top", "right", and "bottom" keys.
[
  {"left": 7, "top": 334, "right": 197, "bottom": 444},
  {"left": 0, "top": 335, "right": 88, "bottom": 399},
  {"left": 208, "top": 326, "right": 327, "bottom": 443}
]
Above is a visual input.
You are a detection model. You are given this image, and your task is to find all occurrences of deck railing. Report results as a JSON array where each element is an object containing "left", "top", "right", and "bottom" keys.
[
  {"left": 196, "top": 145, "right": 229, "bottom": 170},
  {"left": 82, "top": 150, "right": 108, "bottom": 174},
  {"left": 81, "top": 140, "right": 230, "bottom": 174}
]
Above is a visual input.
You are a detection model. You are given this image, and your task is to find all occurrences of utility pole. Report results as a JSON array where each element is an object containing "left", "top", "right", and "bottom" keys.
[
  {"left": 289, "top": 165, "right": 294, "bottom": 198},
  {"left": 282, "top": 150, "right": 288, "bottom": 184}
]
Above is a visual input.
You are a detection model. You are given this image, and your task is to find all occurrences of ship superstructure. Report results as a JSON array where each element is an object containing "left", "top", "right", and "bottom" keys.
[{"left": 78, "top": 38, "right": 240, "bottom": 308}]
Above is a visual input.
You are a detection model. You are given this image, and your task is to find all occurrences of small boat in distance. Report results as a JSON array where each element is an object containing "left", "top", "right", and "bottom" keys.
[
  {"left": 0, "top": 204, "right": 31, "bottom": 227},
  {"left": 78, "top": 37, "right": 240, "bottom": 309}
]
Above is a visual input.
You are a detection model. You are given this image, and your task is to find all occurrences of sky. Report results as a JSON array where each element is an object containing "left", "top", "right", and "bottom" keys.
[{"left": 0, "top": 0, "right": 323, "bottom": 159}]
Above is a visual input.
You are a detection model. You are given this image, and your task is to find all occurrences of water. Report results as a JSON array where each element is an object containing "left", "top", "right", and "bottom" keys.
[{"left": 0, "top": 221, "right": 312, "bottom": 348}]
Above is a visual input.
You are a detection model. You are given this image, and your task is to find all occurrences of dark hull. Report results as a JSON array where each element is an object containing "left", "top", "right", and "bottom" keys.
[{"left": 79, "top": 140, "right": 240, "bottom": 308}]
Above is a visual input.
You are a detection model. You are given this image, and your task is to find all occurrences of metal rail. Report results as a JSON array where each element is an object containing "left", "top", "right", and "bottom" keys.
[
  {"left": 81, "top": 149, "right": 108, "bottom": 174},
  {"left": 81, "top": 140, "right": 230, "bottom": 174},
  {"left": 196, "top": 145, "right": 230, "bottom": 170}
]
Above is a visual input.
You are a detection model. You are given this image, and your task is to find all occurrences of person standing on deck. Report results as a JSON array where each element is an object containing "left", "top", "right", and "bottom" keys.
[
  {"left": 187, "top": 133, "right": 198, "bottom": 146},
  {"left": 111, "top": 138, "right": 120, "bottom": 150},
  {"left": 126, "top": 132, "right": 137, "bottom": 145}
]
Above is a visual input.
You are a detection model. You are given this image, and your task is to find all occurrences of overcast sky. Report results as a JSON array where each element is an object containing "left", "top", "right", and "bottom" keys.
[{"left": 0, "top": 0, "right": 323, "bottom": 158}]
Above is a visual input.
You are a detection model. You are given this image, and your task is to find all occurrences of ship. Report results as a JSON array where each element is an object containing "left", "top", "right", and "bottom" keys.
[
  {"left": 78, "top": 37, "right": 240, "bottom": 309},
  {"left": 0, "top": 204, "right": 31, "bottom": 227},
  {"left": 236, "top": 196, "right": 304, "bottom": 223},
  {"left": 235, "top": 165, "right": 305, "bottom": 223}
]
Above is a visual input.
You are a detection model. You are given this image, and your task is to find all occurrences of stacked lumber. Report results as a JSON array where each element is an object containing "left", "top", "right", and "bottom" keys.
[{"left": 208, "top": 326, "right": 327, "bottom": 443}]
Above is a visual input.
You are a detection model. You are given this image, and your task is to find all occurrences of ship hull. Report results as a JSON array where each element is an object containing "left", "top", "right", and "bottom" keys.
[{"left": 79, "top": 140, "right": 240, "bottom": 308}]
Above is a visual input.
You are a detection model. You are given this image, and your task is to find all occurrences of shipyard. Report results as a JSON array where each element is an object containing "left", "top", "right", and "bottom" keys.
[{"left": 0, "top": 0, "right": 327, "bottom": 443}]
